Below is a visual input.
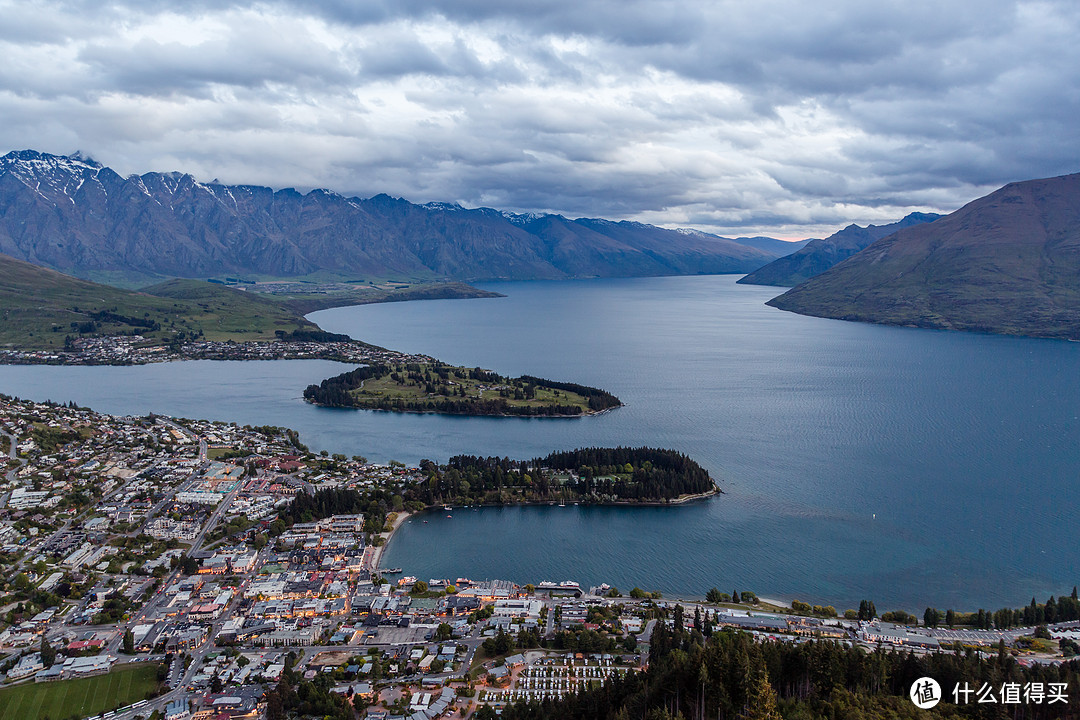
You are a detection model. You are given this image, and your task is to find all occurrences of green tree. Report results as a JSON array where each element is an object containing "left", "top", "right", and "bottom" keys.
[
  {"left": 123, "top": 629, "right": 135, "bottom": 654},
  {"left": 745, "top": 665, "right": 782, "bottom": 720},
  {"left": 266, "top": 690, "right": 284, "bottom": 720},
  {"left": 41, "top": 636, "right": 56, "bottom": 668}
]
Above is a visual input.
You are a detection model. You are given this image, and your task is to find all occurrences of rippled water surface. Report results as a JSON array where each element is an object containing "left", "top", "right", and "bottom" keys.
[{"left": 2, "top": 276, "right": 1078, "bottom": 610}]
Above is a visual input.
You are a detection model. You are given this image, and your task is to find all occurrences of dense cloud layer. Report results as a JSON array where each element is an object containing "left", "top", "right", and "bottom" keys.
[{"left": 2, "top": 0, "right": 1077, "bottom": 237}]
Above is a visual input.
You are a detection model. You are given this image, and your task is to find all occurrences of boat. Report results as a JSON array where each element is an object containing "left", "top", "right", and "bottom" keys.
[
  {"left": 382, "top": 567, "right": 403, "bottom": 574},
  {"left": 446, "top": 515, "right": 452, "bottom": 518}
]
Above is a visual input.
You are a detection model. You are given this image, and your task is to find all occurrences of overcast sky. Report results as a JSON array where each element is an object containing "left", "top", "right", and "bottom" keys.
[{"left": 2, "top": 0, "right": 1078, "bottom": 237}]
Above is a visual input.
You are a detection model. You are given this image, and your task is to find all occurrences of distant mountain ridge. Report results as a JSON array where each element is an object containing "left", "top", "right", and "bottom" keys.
[
  {"left": 738, "top": 212, "right": 942, "bottom": 287},
  {"left": 719, "top": 235, "right": 812, "bottom": 256},
  {"left": 767, "top": 173, "right": 1080, "bottom": 340},
  {"left": 0, "top": 150, "right": 776, "bottom": 285}
]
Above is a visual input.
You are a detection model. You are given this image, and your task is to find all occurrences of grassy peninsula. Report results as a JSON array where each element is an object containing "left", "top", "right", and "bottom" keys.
[{"left": 303, "top": 361, "right": 622, "bottom": 416}]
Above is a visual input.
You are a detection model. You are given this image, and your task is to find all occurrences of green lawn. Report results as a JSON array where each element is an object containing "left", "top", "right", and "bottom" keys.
[{"left": 0, "top": 663, "right": 161, "bottom": 720}]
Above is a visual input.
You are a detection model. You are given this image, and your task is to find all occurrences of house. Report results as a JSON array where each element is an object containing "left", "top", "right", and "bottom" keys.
[
  {"left": 493, "top": 599, "right": 543, "bottom": 619},
  {"left": 199, "top": 557, "right": 230, "bottom": 575},
  {"left": 488, "top": 665, "right": 511, "bottom": 687},
  {"left": 8, "top": 652, "right": 43, "bottom": 679},
  {"left": 164, "top": 699, "right": 190, "bottom": 720},
  {"left": 61, "top": 654, "right": 114, "bottom": 677}
]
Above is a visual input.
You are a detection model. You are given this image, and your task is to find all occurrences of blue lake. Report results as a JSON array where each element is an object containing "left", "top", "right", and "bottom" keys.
[{"left": 1, "top": 275, "right": 1078, "bottom": 611}]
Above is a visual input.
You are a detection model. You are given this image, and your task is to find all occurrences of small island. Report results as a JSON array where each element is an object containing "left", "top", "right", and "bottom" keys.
[{"left": 303, "top": 361, "right": 622, "bottom": 417}]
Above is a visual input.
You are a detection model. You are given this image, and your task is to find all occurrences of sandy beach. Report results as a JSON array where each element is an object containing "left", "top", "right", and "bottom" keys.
[{"left": 368, "top": 509, "right": 411, "bottom": 573}]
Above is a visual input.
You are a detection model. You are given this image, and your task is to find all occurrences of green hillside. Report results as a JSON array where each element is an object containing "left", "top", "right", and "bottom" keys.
[{"left": 0, "top": 253, "right": 319, "bottom": 349}]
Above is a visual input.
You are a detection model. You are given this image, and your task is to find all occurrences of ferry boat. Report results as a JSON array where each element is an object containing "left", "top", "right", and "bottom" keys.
[{"left": 382, "top": 567, "right": 403, "bottom": 574}]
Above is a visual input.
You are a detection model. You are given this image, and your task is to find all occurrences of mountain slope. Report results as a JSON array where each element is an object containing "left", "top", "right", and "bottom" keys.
[
  {"left": 0, "top": 150, "right": 774, "bottom": 284},
  {"left": 738, "top": 212, "right": 942, "bottom": 287},
  {"left": 0, "top": 252, "right": 318, "bottom": 349},
  {"left": 766, "top": 173, "right": 1080, "bottom": 339}
]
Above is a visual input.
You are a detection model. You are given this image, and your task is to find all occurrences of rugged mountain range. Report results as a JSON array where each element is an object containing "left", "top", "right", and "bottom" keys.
[
  {"left": 0, "top": 150, "right": 775, "bottom": 285},
  {"left": 737, "top": 212, "right": 942, "bottom": 287},
  {"left": 767, "top": 173, "right": 1080, "bottom": 340}
]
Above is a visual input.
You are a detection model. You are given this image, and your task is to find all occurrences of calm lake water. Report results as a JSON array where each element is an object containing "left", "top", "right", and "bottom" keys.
[{"left": 1, "top": 275, "right": 1078, "bottom": 611}]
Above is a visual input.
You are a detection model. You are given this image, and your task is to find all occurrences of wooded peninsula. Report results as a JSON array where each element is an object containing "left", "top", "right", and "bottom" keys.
[
  {"left": 277, "top": 448, "right": 717, "bottom": 530},
  {"left": 413, "top": 447, "right": 717, "bottom": 506},
  {"left": 303, "top": 361, "right": 622, "bottom": 417}
]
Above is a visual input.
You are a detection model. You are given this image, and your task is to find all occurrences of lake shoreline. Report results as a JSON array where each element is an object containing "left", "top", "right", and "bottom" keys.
[
  {"left": 301, "top": 398, "right": 618, "bottom": 418},
  {"left": 5, "top": 275, "right": 1079, "bottom": 611}
]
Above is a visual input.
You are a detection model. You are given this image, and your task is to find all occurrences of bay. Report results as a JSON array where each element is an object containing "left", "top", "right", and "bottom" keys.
[{"left": 1, "top": 275, "right": 1078, "bottom": 611}]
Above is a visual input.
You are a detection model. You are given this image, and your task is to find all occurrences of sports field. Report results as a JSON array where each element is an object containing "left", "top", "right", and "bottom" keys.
[{"left": 0, "top": 663, "right": 161, "bottom": 720}]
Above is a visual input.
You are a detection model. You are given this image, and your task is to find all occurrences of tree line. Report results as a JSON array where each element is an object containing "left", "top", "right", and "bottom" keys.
[
  {"left": 494, "top": 612, "right": 1080, "bottom": 720},
  {"left": 518, "top": 375, "right": 622, "bottom": 411},
  {"left": 923, "top": 588, "right": 1080, "bottom": 630},
  {"left": 303, "top": 364, "right": 390, "bottom": 407}
]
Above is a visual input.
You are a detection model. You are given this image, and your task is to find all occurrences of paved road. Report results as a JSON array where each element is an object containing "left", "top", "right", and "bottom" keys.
[
  {"left": 2, "top": 428, "right": 26, "bottom": 483},
  {"left": 189, "top": 481, "right": 242, "bottom": 551}
]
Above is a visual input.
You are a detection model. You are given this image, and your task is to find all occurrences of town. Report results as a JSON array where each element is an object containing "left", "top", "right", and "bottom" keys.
[
  {"left": 1, "top": 394, "right": 1077, "bottom": 720},
  {"left": 0, "top": 335, "right": 434, "bottom": 367}
]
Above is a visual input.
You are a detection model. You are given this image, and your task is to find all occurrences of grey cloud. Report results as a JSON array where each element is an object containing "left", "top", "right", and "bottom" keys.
[
  {"left": 77, "top": 25, "right": 353, "bottom": 97},
  {"left": 0, "top": 0, "right": 1078, "bottom": 237}
]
